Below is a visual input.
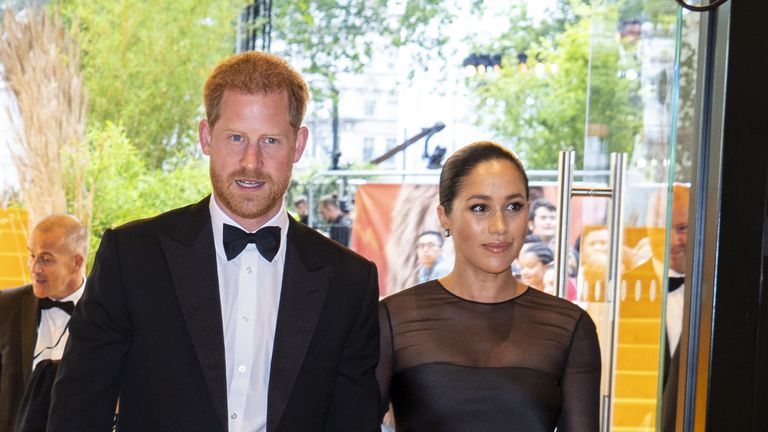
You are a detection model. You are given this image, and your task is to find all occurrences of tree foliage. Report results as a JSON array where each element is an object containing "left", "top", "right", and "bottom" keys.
[
  {"left": 55, "top": 0, "right": 245, "bottom": 169},
  {"left": 467, "top": 2, "right": 642, "bottom": 169},
  {"left": 271, "top": 0, "right": 476, "bottom": 101},
  {"left": 83, "top": 122, "right": 210, "bottom": 264}
]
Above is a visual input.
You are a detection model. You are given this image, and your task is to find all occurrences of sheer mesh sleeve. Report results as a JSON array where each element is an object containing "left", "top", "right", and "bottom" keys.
[
  {"left": 375, "top": 301, "right": 394, "bottom": 420},
  {"left": 557, "top": 311, "right": 602, "bottom": 431}
]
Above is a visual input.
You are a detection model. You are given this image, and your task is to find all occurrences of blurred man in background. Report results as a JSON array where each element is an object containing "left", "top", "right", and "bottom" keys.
[{"left": 0, "top": 214, "right": 87, "bottom": 432}]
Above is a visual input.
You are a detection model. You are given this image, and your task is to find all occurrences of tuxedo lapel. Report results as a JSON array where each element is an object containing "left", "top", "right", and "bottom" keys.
[
  {"left": 20, "top": 287, "right": 38, "bottom": 384},
  {"left": 159, "top": 197, "right": 228, "bottom": 431},
  {"left": 267, "top": 219, "right": 332, "bottom": 432}
]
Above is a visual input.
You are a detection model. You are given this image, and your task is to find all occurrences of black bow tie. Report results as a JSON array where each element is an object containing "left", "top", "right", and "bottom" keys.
[
  {"left": 668, "top": 276, "right": 685, "bottom": 292},
  {"left": 223, "top": 224, "right": 281, "bottom": 262},
  {"left": 38, "top": 298, "right": 75, "bottom": 315}
]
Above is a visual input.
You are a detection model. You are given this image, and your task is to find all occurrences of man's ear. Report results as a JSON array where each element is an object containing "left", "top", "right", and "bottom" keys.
[
  {"left": 199, "top": 119, "right": 212, "bottom": 155},
  {"left": 293, "top": 126, "right": 309, "bottom": 163},
  {"left": 73, "top": 254, "right": 84, "bottom": 272}
]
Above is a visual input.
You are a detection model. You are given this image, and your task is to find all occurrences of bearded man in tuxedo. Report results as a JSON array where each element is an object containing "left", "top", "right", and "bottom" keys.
[{"left": 49, "top": 52, "right": 381, "bottom": 432}]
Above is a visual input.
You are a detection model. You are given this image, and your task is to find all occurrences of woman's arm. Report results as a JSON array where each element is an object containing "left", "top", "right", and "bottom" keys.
[
  {"left": 375, "top": 301, "right": 395, "bottom": 422},
  {"left": 557, "top": 311, "right": 602, "bottom": 431}
]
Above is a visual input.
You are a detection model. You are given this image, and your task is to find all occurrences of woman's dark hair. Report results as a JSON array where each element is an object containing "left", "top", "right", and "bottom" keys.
[
  {"left": 439, "top": 141, "right": 529, "bottom": 215},
  {"left": 524, "top": 242, "right": 555, "bottom": 265}
]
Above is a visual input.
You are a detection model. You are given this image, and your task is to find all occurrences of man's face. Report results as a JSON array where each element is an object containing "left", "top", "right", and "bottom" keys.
[
  {"left": 530, "top": 207, "right": 557, "bottom": 240},
  {"left": 28, "top": 227, "right": 83, "bottom": 300},
  {"left": 319, "top": 204, "right": 335, "bottom": 223},
  {"left": 295, "top": 201, "right": 308, "bottom": 216},
  {"left": 199, "top": 90, "right": 307, "bottom": 231},
  {"left": 669, "top": 199, "right": 689, "bottom": 274},
  {"left": 583, "top": 228, "right": 609, "bottom": 265},
  {"left": 416, "top": 233, "right": 442, "bottom": 267}
]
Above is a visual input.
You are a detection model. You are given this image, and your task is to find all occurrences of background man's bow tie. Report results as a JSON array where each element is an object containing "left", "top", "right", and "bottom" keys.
[
  {"left": 38, "top": 298, "right": 75, "bottom": 315},
  {"left": 668, "top": 276, "right": 685, "bottom": 292}
]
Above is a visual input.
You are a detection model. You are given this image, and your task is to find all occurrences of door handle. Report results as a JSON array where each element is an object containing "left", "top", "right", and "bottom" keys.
[{"left": 553, "top": 150, "right": 626, "bottom": 432}]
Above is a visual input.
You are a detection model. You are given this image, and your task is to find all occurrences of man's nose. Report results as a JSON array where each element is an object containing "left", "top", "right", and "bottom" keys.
[{"left": 240, "top": 142, "right": 263, "bottom": 168}]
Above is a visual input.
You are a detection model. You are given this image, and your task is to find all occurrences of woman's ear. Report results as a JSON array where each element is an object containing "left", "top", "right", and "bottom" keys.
[{"left": 437, "top": 205, "right": 449, "bottom": 231}]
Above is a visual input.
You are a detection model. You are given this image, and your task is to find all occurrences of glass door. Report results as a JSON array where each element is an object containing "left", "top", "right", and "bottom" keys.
[{"left": 552, "top": 2, "right": 699, "bottom": 431}]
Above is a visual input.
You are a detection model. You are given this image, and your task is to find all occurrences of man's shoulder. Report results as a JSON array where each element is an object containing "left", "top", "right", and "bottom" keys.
[
  {"left": 0, "top": 284, "right": 33, "bottom": 304},
  {"left": 111, "top": 197, "right": 210, "bottom": 236},
  {"left": 333, "top": 214, "right": 352, "bottom": 227},
  {"left": 289, "top": 219, "right": 369, "bottom": 267},
  {"left": 434, "top": 256, "right": 452, "bottom": 271}
]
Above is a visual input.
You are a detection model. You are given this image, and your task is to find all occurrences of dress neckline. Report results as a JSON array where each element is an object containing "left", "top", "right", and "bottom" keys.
[{"left": 434, "top": 280, "right": 530, "bottom": 305}]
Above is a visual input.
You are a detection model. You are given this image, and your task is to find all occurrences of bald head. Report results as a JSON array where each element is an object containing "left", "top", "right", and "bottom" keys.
[
  {"left": 645, "top": 183, "right": 690, "bottom": 274},
  {"left": 28, "top": 214, "right": 87, "bottom": 299},
  {"left": 33, "top": 214, "right": 88, "bottom": 257}
]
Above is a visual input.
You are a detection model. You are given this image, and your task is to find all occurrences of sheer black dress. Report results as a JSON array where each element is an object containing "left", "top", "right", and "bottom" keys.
[{"left": 377, "top": 280, "right": 601, "bottom": 431}]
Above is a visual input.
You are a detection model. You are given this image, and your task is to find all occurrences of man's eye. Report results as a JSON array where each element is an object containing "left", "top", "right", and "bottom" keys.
[
  {"left": 230, "top": 135, "right": 244, "bottom": 142},
  {"left": 264, "top": 137, "right": 279, "bottom": 145}
]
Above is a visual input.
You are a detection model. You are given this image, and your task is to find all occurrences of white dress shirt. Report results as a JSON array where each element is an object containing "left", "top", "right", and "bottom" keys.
[
  {"left": 666, "top": 268, "right": 684, "bottom": 357},
  {"left": 210, "top": 196, "right": 288, "bottom": 432},
  {"left": 33, "top": 280, "right": 84, "bottom": 370}
]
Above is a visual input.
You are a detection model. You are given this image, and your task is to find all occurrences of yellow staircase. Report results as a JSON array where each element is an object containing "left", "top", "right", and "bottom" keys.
[
  {"left": 613, "top": 286, "right": 662, "bottom": 432},
  {"left": 0, "top": 208, "right": 30, "bottom": 289}
]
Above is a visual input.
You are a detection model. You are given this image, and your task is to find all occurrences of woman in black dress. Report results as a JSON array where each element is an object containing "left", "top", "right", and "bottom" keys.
[{"left": 377, "top": 141, "right": 601, "bottom": 431}]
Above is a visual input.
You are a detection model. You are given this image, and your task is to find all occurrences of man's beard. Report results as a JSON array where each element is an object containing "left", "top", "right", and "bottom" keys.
[{"left": 210, "top": 166, "right": 291, "bottom": 220}]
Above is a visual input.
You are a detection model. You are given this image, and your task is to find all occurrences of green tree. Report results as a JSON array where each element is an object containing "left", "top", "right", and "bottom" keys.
[
  {"left": 467, "top": 3, "right": 641, "bottom": 169},
  {"left": 270, "top": 1, "right": 477, "bottom": 102},
  {"left": 55, "top": 0, "right": 245, "bottom": 169},
  {"left": 82, "top": 122, "right": 210, "bottom": 265}
]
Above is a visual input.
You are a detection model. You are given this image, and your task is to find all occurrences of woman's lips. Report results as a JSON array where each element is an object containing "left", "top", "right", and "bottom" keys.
[{"left": 482, "top": 242, "right": 512, "bottom": 253}]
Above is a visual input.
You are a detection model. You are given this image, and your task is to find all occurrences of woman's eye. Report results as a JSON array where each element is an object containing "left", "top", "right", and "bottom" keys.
[
  {"left": 507, "top": 202, "right": 525, "bottom": 211},
  {"left": 469, "top": 204, "right": 487, "bottom": 213}
]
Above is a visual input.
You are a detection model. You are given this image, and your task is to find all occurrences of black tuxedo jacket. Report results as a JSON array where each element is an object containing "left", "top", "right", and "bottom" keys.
[
  {"left": 0, "top": 284, "right": 37, "bottom": 432},
  {"left": 48, "top": 197, "right": 381, "bottom": 432}
]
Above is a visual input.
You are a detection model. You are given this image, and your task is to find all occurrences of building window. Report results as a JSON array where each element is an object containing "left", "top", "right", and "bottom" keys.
[
  {"left": 364, "top": 100, "right": 376, "bottom": 117},
  {"left": 363, "top": 137, "right": 375, "bottom": 161}
]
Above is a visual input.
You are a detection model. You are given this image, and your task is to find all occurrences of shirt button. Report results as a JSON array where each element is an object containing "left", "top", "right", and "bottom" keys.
[
  {"left": 238, "top": 365, "right": 246, "bottom": 373},
  {"left": 242, "top": 316, "right": 250, "bottom": 323},
  {"left": 231, "top": 413, "right": 238, "bottom": 420},
  {"left": 245, "top": 266, "right": 252, "bottom": 274}
]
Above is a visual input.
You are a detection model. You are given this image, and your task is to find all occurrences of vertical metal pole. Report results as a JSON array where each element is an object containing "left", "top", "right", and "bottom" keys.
[
  {"left": 554, "top": 151, "right": 574, "bottom": 299},
  {"left": 604, "top": 152, "right": 627, "bottom": 432}
]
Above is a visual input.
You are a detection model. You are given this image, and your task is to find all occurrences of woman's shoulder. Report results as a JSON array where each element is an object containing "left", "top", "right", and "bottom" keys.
[
  {"left": 519, "top": 288, "right": 591, "bottom": 321},
  {"left": 380, "top": 280, "right": 448, "bottom": 319},
  {"left": 382, "top": 280, "right": 441, "bottom": 304}
]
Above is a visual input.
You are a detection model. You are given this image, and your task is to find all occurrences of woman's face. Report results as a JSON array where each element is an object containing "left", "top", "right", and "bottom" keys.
[
  {"left": 518, "top": 251, "right": 547, "bottom": 289},
  {"left": 438, "top": 159, "right": 529, "bottom": 276}
]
